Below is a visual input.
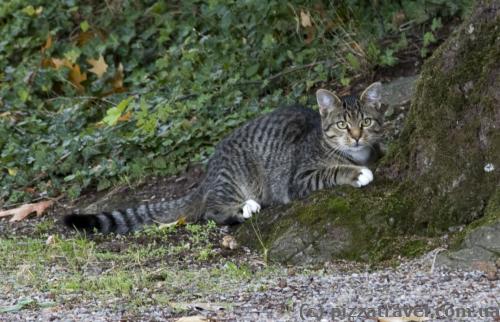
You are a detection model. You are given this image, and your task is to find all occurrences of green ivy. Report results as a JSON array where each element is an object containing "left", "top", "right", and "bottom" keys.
[{"left": 0, "top": 0, "right": 472, "bottom": 205}]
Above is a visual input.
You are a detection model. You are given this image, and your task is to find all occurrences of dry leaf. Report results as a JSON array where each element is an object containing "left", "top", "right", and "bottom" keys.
[
  {"left": 68, "top": 63, "right": 87, "bottom": 93},
  {"left": 176, "top": 316, "right": 209, "bottom": 322},
  {"left": 45, "top": 58, "right": 87, "bottom": 92},
  {"left": 378, "top": 317, "right": 430, "bottom": 322},
  {"left": 392, "top": 11, "right": 406, "bottom": 28},
  {"left": 41, "top": 34, "right": 53, "bottom": 53},
  {"left": 0, "top": 200, "right": 54, "bottom": 222},
  {"left": 50, "top": 58, "right": 70, "bottom": 69},
  {"left": 221, "top": 235, "right": 239, "bottom": 250},
  {"left": 304, "top": 27, "right": 315, "bottom": 44},
  {"left": 76, "top": 31, "right": 94, "bottom": 46},
  {"left": 87, "top": 55, "right": 108, "bottom": 78},
  {"left": 117, "top": 111, "right": 132, "bottom": 122},
  {"left": 300, "top": 10, "right": 312, "bottom": 27},
  {"left": 111, "top": 63, "right": 125, "bottom": 91},
  {"left": 24, "top": 187, "right": 36, "bottom": 194}
]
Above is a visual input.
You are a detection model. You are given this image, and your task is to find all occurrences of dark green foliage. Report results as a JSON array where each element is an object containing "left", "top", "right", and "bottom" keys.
[{"left": 0, "top": 0, "right": 471, "bottom": 204}]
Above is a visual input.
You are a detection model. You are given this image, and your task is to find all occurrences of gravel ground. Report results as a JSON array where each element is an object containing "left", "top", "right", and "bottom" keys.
[{"left": 1, "top": 248, "right": 498, "bottom": 322}]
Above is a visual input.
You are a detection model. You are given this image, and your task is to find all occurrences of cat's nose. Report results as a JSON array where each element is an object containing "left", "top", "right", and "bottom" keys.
[{"left": 349, "top": 127, "right": 362, "bottom": 142}]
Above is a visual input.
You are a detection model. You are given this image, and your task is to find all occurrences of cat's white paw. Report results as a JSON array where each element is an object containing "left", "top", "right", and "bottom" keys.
[
  {"left": 242, "top": 199, "right": 261, "bottom": 219},
  {"left": 354, "top": 168, "right": 373, "bottom": 187}
]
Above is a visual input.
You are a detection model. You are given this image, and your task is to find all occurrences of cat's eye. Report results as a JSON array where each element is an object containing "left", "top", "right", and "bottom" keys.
[
  {"left": 362, "top": 118, "right": 372, "bottom": 127},
  {"left": 336, "top": 121, "right": 348, "bottom": 129}
]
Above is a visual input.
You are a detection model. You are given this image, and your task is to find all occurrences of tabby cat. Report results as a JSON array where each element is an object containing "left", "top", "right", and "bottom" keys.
[{"left": 64, "top": 82, "right": 384, "bottom": 234}]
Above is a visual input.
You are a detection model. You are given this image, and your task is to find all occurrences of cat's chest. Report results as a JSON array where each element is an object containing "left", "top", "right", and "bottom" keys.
[{"left": 346, "top": 147, "right": 372, "bottom": 165}]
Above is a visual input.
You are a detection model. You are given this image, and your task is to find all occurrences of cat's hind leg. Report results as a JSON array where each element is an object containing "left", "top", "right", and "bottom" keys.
[
  {"left": 204, "top": 199, "right": 261, "bottom": 224},
  {"left": 241, "top": 199, "right": 261, "bottom": 219}
]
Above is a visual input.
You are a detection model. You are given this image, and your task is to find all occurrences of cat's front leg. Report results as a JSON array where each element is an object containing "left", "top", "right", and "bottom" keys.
[
  {"left": 293, "top": 165, "right": 374, "bottom": 197},
  {"left": 348, "top": 167, "right": 373, "bottom": 187},
  {"left": 332, "top": 165, "right": 374, "bottom": 188}
]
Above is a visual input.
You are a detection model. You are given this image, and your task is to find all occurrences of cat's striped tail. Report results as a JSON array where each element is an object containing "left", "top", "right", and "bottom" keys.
[{"left": 63, "top": 190, "right": 203, "bottom": 234}]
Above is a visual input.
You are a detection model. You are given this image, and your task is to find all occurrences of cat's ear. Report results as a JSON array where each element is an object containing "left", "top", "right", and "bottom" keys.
[
  {"left": 360, "top": 82, "right": 382, "bottom": 109},
  {"left": 316, "top": 89, "right": 341, "bottom": 116}
]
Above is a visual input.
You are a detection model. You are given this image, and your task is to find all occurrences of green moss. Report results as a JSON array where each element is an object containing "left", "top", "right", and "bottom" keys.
[
  {"left": 448, "top": 187, "right": 500, "bottom": 249},
  {"left": 400, "top": 239, "right": 428, "bottom": 257}
]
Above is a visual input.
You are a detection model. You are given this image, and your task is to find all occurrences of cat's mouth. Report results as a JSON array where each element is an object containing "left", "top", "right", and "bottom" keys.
[{"left": 345, "top": 144, "right": 368, "bottom": 151}]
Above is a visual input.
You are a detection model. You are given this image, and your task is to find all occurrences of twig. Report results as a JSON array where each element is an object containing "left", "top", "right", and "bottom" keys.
[
  {"left": 430, "top": 247, "right": 447, "bottom": 273},
  {"left": 238, "top": 60, "right": 337, "bottom": 86},
  {"left": 46, "top": 95, "right": 116, "bottom": 106}
]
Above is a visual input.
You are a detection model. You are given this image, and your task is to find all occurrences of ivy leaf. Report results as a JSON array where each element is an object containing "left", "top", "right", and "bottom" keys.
[
  {"left": 245, "top": 64, "right": 259, "bottom": 77},
  {"left": 22, "top": 6, "right": 43, "bottom": 17},
  {"left": 431, "top": 17, "right": 442, "bottom": 31},
  {"left": 346, "top": 53, "right": 361, "bottom": 70},
  {"left": 63, "top": 48, "right": 81, "bottom": 64},
  {"left": 87, "top": 55, "right": 108, "bottom": 78},
  {"left": 423, "top": 32, "right": 436, "bottom": 47},
  {"left": 102, "top": 97, "right": 133, "bottom": 126},
  {"left": 80, "top": 20, "right": 90, "bottom": 32}
]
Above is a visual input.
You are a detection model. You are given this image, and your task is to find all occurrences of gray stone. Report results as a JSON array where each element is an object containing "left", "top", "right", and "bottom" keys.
[
  {"left": 435, "top": 246, "right": 496, "bottom": 270},
  {"left": 381, "top": 75, "right": 419, "bottom": 108},
  {"left": 464, "top": 221, "right": 500, "bottom": 253},
  {"left": 436, "top": 220, "right": 500, "bottom": 270}
]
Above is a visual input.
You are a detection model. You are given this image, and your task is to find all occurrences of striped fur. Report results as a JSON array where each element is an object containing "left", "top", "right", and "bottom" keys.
[{"left": 64, "top": 82, "right": 384, "bottom": 234}]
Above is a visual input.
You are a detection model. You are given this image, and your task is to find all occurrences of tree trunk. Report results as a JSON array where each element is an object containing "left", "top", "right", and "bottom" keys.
[{"left": 236, "top": 0, "right": 500, "bottom": 265}]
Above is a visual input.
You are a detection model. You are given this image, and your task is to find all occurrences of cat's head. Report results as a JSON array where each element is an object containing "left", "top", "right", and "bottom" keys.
[{"left": 316, "top": 82, "right": 383, "bottom": 152}]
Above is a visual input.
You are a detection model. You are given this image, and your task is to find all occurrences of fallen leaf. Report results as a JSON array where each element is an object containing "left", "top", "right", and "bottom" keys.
[
  {"left": 176, "top": 316, "right": 209, "bottom": 322},
  {"left": 111, "top": 63, "right": 125, "bottom": 91},
  {"left": 87, "top": 55, "right": 108, "bottom": 78},
  {"left": 221, "top": 235, "right": 239, "bottom": 250},
  {"left": 304, "top": 27, "right": 315, "bottom": 44},
  {"left": 43, "top": 57, "right": 87, "bottom": 93},
  {"left": 68, "top": 63, "right": 87, "bottom": 93},
  {"left": 118, "top": 111, "right": 132, "bottom": 122},
  {"left": 41, "top": 34, "right": 52, "bottom": 53},
  {"left": 51, "top": 58, "right": 70, "bottom": 69},
  {"left": 24, "top": 187, "right": 36, "bottom": 193},
  {"left": 0, "top": 200, "right": 54, "bottom": 222},
  {"left": 76, "top": 31, "right": 95, "bottom": 46},
  {"left": 300, "top": 10, "right": 312, "bottom": 27},
  {"left": 392, "top": 11, "right": 406, "bottom": 28}
]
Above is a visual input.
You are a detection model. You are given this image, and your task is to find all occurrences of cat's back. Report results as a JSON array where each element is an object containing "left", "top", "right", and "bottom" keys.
[{"left": 232, "top": 105, "right": 320, "bottom": 145}]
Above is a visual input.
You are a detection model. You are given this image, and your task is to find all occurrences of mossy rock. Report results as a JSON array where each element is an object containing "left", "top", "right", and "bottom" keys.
[
  {"left": 238, "top": 182, "right": 436, "bottom": 264},
  {"left": 236, "top": 0, "right": 500, "bottom": 264}
]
